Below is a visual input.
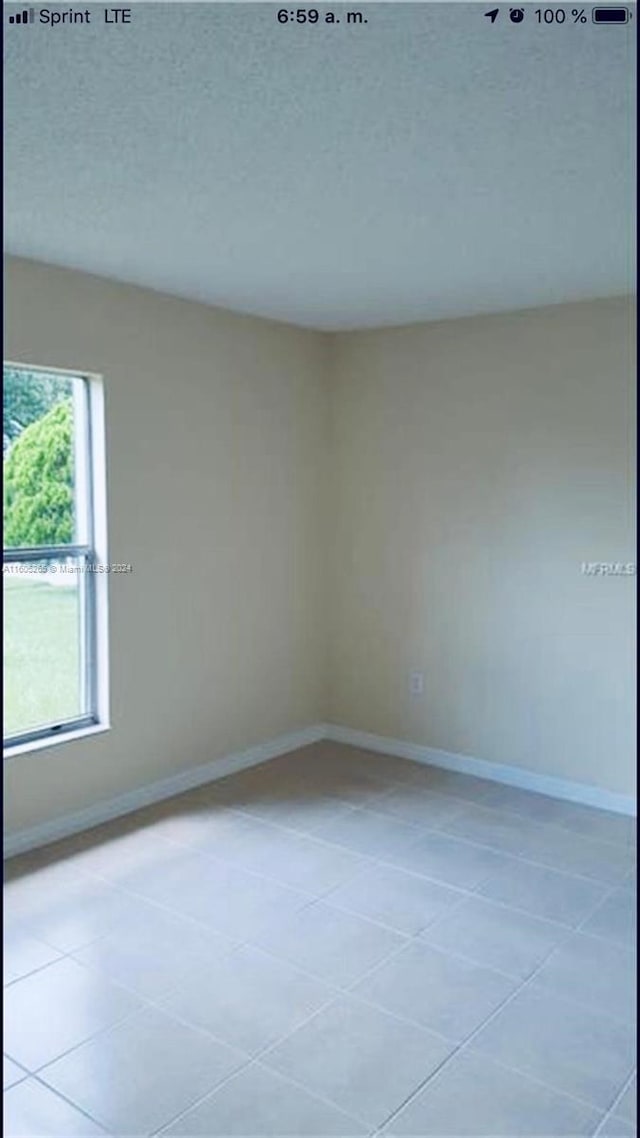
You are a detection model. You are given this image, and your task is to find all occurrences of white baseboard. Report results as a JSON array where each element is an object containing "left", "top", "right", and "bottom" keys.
[
  {"left": 4, "top": 720, "right": 635, "bottom": 859},
  {"left": 3, "top": 724, "right": 325, "bottom": 860},
  {"left": 323, "top": 723, "right": 637, "bottom": 817}
]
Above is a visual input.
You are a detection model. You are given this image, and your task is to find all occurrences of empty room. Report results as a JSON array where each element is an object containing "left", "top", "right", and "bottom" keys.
[{"left": 3, "top": 3, "right": 636, "bottom": 1137}]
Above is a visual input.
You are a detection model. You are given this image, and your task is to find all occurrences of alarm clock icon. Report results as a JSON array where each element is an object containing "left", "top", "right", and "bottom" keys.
[{"left": 509, "top": 7, "right": 525, "bottom": 20}]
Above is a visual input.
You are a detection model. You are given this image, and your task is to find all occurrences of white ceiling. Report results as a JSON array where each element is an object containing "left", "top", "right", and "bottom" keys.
[{"left": 4, "top": 3, "right": 636, "bottom": 330}]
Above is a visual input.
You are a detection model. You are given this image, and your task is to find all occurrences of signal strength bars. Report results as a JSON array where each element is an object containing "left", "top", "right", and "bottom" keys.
[{"left": 8, "top": 7, "right": 35, "bottom": 22}]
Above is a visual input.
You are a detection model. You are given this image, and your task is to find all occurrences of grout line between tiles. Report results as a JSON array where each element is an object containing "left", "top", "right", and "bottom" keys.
[
  {"left": 23, "top": 996, "right": 150, "bottom": 1079},
  {"left": 26, "top": 1070, "right": 116, "bottom": 1134},
  {"left": 4, "top": 752, "right": 636, "bottom": 1138},
  {"left": 13, "top": 896, "right": 414, "bottom": 1133},
  {"left": 593, "top": 1067, "right": 637, "bottom": 1137},
  {"left": 152, "top": 1056, "right": 373, "bottom": 1137},
  {"left": 147, "top": 880, "right": 629, "bottom": 1133},
  {"left": 37, "top": 860, "right": 625, "bottom": 1138},
  {"left": 164, "top": 794, "right": 635, "bottom": 892},
  {"left": 5, "top": 829, "right": 634, "bottom": 1042},
  {"left": 3, "top": 954, "right": 67, "bottom": 989},
  {"left": 376, "top": 875, "right": 631, "bottom": 1134},
  {"left": 140, "top": 920, "right": 448, "bottom": 1134},
  {"left": 4, "top": 750, "right": 635, "bottom": 885},
  {"left": 287, "top": 753, "right": 636, "bottom": 853},
  {"left": 92, "top": 817, "right": 626, "bottom": 938},
  {"left": 6, "top": 845, "right": 625, "bottom": 990},
  {"left": 5, "top": 770, "right": 634, "bottom": 910},
  {"left": 4, "top": 840, "right": 634, "bottom": 1015},
  {"left": 34, "top": 1003, "right": 256, "bottom": 1134}
]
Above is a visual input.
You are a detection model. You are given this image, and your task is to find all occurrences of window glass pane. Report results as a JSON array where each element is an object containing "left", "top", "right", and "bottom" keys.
[
  {"left": 3, "top": 366, "right": 88, "bottom": 548},
  {"left": 3, "top": 555, "right": 88, "bottom": 738}
]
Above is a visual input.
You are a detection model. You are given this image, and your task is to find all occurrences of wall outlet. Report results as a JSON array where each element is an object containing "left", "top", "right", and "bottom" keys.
[{"left": 409, "top": 671, "right": 424, "bottom": 697}]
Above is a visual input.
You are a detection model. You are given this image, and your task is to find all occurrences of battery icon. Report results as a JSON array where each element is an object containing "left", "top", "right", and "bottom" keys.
[{"left": 592, "top": 7, "right": 629, "bottom": 21}]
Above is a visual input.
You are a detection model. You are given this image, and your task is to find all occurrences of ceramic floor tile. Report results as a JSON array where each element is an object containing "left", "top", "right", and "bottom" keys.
[
  {"left": 40, "top": 1005, "right": 248, "bottom": 1136},
  {"left": 582, "top": 888, "right": 637, "bottom": 947},
  {"left": 4, "top": 861, "right": 95, "bottom": 928},
  {"left": 3, "top": 957, "right": 141, "bottom": 1071},
  {"left": 323, "top": 749, "right": 433, "bottom": 788},
  {"left": 313, "top": 768, "right": 400, "bottom": 808},
  {"left": 211, "top": 773, "right": 355, "bottom": 830},
  {"left": 477, "top": 858, "right": 609, "bottom": 925},
  {"left": 96, "top": 838, "right": 199, "bottom": 898},
  {"left": 384, "top": 1048, "right": 601, "bottom": 1136},
  {"left": 531, "top": 931, "right": 636, "bottom": 1024},
  {"left": 127, "top": 789, "right": 237, "bottom": 848},
  {"left": 471, "top": 985, "right": 636, "bottom": 1110},
  {"left": 544, "top": 803, "right": 636, "bottom": 848},
  {"left": 3, "top": 1078, "right": 107, "bottom": 1136},
  {"left": 59, "top": 822, "right": 184, "bottom": 885},
  {"left": 481, "top": 786, "right": 637, "bottom": 847},
  {"left": 615, "top": 1075, "right": 637, "bottom": 1125},
  {"left": 400, "top": 766, "right": 497, "bottom": 803},
  {"left": 286, "top": 742, "right": 392, "bottom": 779},
  {"left": 314, "top": 808, "right": 423, "bottom": 859},
  {"left": 386, "top": 830, "right": 506, "bottom": 890},
  {"left": 199, "top": 820, "right": 367, "bottom": 895},
  {"left": 6, "top": 824, "right": 144, "bottom": 874},
  {"left": 5, "top": 876, "right": 143, "bottom": 955},
  {"left": 71, "top": 900, "right": 235, "bottom": 999},
  {"left": 367, "top": 786, "right": 468, "bottom": 829},
  {"left": 421, "top": 895, "right": 569, "bottom": 979},
  {"left": 162, "top": 808, "right": 289, "bottom": 861},
  {"left": 211, "top": 765, "right": 328, "bottom": 804},
  {"left": 519, "top": 825, "right": 633, "bottom": 885},
  {"left": 275, "top": 799, "right": 361, "bottom": 838},
  {"left": 262, "top": 995, "right": 453, "bottom": 1128},
  {"left": 322, "top": 751, "right": 409, "bottom": 785},
  {"left": 249, "top": 743, "right": 329, "bottom": 775},
  {"left": 4, "top": 852, "right": 86, "bottom": 888},
  {"left": 161, "top": 945, "right": 336, "bottom": 1055},
  {"left": 3, "top": 1056, "right": 28, "bottom": 1090},
  {"left": 441, "top": 804, "right": 537, "bottom": 855},
  {"left": 163, "top": 1062, "right": 369, "bottom": 1136},
  {"left": 354, "top": 940, "right": 517, "bottom": 1043},
  {"left": 597, "top": 1116, "right": 637, "bottom": 1137},
  {"left": 324, "top": 863, "right": 461, "bottom": 935},
  {"left": 3, "top": 747, "right": 637, "bottom": 1138},
  {"left": 251, "top": 900, "right": 406, "bottom": 987},
  {"left": 118, "top": 845, "right": 311, "bottom": 940},
  {"left": 3, "top": 928, "right": 62, "bottom": 985},
  {"left": 479, "top": 783, "right": 564, "bottom": 815}
]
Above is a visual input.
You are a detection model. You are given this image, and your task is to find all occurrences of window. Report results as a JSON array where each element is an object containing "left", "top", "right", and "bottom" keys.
[{"left": 3, "top": 363, "right": 109, "bottom": 751}]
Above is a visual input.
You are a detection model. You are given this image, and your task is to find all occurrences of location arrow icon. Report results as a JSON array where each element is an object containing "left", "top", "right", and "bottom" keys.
[{"left": 485, "top": 8, "right": 500, "bottom": 21}]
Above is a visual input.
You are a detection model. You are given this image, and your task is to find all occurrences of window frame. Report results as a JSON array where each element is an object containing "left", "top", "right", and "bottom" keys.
[{"left": 3, "top": 361, "right": 110, "bottom": 756}]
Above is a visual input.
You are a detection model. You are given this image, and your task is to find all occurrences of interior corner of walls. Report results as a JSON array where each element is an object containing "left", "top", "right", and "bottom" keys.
[{"left": 5, "top": 274, "right": 635, "bottom": 843}]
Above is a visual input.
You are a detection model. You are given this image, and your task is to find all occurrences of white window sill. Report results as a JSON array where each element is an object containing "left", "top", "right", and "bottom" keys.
[{"left": 3, "top": 722, "right": 110, "bottom": 760}]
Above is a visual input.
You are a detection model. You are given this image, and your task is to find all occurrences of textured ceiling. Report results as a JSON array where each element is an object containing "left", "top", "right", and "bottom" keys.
[{"left": 4, "top": 3, "right": 636, "bottom": 329}]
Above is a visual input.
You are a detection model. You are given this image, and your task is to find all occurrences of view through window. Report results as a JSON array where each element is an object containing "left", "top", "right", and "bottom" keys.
[{"left": 3, "top": 363, "right": 104, "bottom": 746}]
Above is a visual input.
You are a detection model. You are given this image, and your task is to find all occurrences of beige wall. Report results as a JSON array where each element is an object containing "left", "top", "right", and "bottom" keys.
[
  {"left": 3, "top": 262, "right": 636, "bottom": 838},
  {"left": 4, "top": 257, "right": 330, "bottom": 833},
  {"left": 328, "top": 298, "right": 636, "bottom": 797}
]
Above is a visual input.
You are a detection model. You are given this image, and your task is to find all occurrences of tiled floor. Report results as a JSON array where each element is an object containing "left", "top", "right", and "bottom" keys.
[{"left": 3, "top": 741, "right": 637, "bottom": 1137}]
